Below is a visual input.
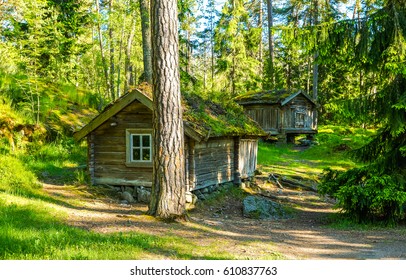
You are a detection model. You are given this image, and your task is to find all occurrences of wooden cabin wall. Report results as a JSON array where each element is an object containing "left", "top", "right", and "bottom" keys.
[
  {"left": 194, "top": 138, "right": 235, "bottom": 190},
  {"left": 245, "top": 105, "right": 280, "bottom": 133},
  {"left": 91, "top": 101, "right": 153, "bottom": 186},
  {"left": 239, "top": 139, "right": 258, "bottom": 178},
  {"left": 282, "top": 96, "right": 315, "bottom": 130}
]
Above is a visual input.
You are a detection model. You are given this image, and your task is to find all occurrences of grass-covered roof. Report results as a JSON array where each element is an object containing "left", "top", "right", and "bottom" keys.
[
  {"left": 182, "top": 92, "right": 265, "bottom": 138},
  {"left": 74, "top": 83, "right": 265, "bottom": 141},
  {"left": 235, "top": 89, "right": 315, "bottom": 106}
]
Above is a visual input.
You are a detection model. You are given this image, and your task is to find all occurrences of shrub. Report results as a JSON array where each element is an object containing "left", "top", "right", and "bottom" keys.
[
  {"left": 319, "top": 167, "right": 406, "bottom": 223},
  {"left": 0, "top": 155, "right": 41, "bottom": 196}
]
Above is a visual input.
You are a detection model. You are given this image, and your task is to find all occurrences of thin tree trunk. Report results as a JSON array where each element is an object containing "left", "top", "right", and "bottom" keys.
[
  {"left": 116, "top": 13, "right": 126, "bottom": 97},
  {"left": 266, "top": 0, "right": 274, "bottom": 89},
  {"left": 312, "top": 0, "right": 318, "bottom": 101},
  {"left": 109, "top": 0, "right": 116, "bottom": 100},
  {"left": 312, "top": 0, "right": 319, "bottom": 131},
  {"left": 125, "top": 15, "right": 136, "bottom": 93},
  {"left": 258, "top": 0, "right": 263, "bottom": 88},
  {"left": 148, "top": 0, "right": 186, "bottom": 219},
  {"left": 95, "top": 0, "right": 110, "bottom": 98},
  {"left": 139, "top": 0, "right": 153, "bottom": 83}
]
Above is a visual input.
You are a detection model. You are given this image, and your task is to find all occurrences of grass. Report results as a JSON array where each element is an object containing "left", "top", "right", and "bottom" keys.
[
  {"left": 257, "top": 125, "right": 376, "bottom": 181},
  {"left": 0, "top": 191, "right": 241, "bottom": 260},
  {"left": 0, "top": 124, "right": 377, "bottom": 259}
]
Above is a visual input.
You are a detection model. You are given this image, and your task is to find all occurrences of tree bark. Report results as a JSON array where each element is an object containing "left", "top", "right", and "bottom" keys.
[
  {"left": 139, "top": 0, "right": 153, "bottom": 83},
  {"left": 312, "top": 0, "right": 318, "bottom": 101},
  {"left": 125, "top": 15, "right": 136, "bottom": 93},
  {"left": 109, "top": 0, "right": 116, "bottom": 100},
  {"left": 95, "top": 0, "right": 110, "bottom": 98},
  {"left": 258, "top": 0, "right": 263, "bottom": 87},
  {"left": 266, "top": 0, "right": 274, "bottom": 89},
  {"left": 148, "top": 0, "right": 186, "bottom": 219}
]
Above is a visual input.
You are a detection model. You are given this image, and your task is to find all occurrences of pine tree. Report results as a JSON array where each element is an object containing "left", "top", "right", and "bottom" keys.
[{"left": 318, "top": 0, "right": 406, "bottom": 223}]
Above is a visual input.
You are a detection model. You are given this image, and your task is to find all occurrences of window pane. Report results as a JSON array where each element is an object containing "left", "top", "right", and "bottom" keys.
[
  {"left": 142, "top": 135, "right": 150, "bottom": 147},
  {"left": 132, "top": 148, "right": 141, "bottom": 161},
  {"left": 132, "top": 135, "right": 140, "bottom": 147},
  {"left": 142, "top": 149, "right": 151, "bottom": 161}
]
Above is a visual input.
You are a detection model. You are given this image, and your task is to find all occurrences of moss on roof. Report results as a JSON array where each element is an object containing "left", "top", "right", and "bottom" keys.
[
  {"left": 76, "top": 84, "right": 265, "bottom": 140},
  {"left": 235, "top": 89, "right": 298, "bottom": 104},
  {"left": 132, "top": 83, "right": 264, "bottom": 137},
  {"left": 182, "top": 93, "right": 265, "bottom": 137}
]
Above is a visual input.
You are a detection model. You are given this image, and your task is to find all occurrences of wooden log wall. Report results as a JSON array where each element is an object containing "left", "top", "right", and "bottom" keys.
[
  {"left": 282, "top": 96, "right": 315, "bottom": 130},
  {"left": 239, "top": 139, "right": 258, "bottom": 178},
  {"left": 246, "top": 105, "right": 280, "bottom": 132},
  {"left": 92, "top": 101, "right": 153, "bottom": 186},
  {"left": 194, "top": 138, "right": 235, "bottom": 190}
]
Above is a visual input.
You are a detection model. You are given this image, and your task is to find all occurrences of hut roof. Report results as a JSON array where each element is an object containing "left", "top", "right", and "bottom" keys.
[
  {"left": 235, "top": 89, "right": 316, "bottom": 106},
  {"left": 74, "top": 84, "right": 265, "bottom": 142}
]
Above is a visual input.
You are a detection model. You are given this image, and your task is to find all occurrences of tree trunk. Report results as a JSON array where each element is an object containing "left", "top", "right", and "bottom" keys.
[
  {"left": 148, "top": 0, "right": 186, "bottom": 219},
  {"left": 95, "top": 0, "right": 110, "bottom": 98},
  {"left": 139, "top": 0, "right": 153, "bottom": 83},
  {"left": 266, "top": 0, "right": 274, "bottom": 89},
  {"left": 116, "top": 13, "right": 126, "bottom": 98},
  {"left": 125, "top": 15, "right": 136, "bottom": 93},
  {"left": 258, "top": 0, "right": 263, "bottom": 87},
  {"left": 312, "top": 0, "right": 319, "bottom": 101},
  {"left": 109, "top": 0, "right": 116, "bottom": 100}
]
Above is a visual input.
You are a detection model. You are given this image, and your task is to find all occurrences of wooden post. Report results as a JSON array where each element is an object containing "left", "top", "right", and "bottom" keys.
[
  {"left": 188, "top": 140, "right": 196, "bottom": 190},
  {"left": 233, "top": 137, "right": 241, "bottom": 185},
  {"left": 87, "top": 133, "right": 95, "bottom": 185}
]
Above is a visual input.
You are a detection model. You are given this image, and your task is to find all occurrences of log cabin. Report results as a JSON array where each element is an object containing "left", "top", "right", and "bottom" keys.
[
  {"left": 74, "top": 85, "right": 265, "bottom": 196},
  {"left": 235, "top": 89, "right": 317, "bottom": 142}
]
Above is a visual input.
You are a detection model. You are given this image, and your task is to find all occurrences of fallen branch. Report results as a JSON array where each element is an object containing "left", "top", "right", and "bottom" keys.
[{"left": 269, "top": 173, "right": 284, "bottom": 189}]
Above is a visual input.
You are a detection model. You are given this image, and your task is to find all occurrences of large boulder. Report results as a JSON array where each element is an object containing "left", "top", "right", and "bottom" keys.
[{"left": 243, "top": 195, "right": 292, "bottom": 220}]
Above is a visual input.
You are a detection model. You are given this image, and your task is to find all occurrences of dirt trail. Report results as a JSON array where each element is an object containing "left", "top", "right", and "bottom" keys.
[{"left": 42, "top": 181, "right": 406, "bottom": 260}]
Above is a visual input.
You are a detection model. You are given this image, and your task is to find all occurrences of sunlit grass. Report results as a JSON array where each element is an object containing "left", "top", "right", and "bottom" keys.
[
  {"left": 257, "top": 125, "right": 375, "bottom": 180},
  {"left": 0, "top": 192, "right": 242, "bottom": 260}
]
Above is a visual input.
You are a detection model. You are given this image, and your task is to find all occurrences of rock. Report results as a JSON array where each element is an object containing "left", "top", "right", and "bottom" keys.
[
  {"left": 137, "top": 187, "right": 151, "bottom": 203},
  {"left": 125, "top": 186, "right": 134, "bottom": 194},
  {"left": 243, "top": 195, "right": 292, "bottom": 220},
  {"left": 185, "top": 191, "right": 198, "bottom": 205},
  {"left": 194, "top": 190, "right": 207, "bottom": 200},
  {"left": 121, "top": 191, "right": 135, "bottom": 203}
]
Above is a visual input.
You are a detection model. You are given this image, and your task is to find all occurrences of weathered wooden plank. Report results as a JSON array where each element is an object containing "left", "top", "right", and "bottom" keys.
[
  {"left": 74, "top": 92, "right": 140, "bottom": 141},
  {"left": 94, "top": 177, "right": 152, "bottom": 187}
]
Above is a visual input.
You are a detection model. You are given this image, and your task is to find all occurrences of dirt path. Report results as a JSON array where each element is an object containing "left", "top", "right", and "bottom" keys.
[{"left": 42, "top": 181, "right": 406, "bottom": 260}]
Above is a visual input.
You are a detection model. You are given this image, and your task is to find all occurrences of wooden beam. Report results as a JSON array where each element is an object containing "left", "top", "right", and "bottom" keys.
[{"left": 74, "top": 92, "right": 139, "bottom": 141}]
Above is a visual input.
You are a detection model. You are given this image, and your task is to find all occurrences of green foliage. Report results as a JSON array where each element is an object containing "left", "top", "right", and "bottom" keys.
[
  {"left": 0, "top": 72, "right": 99, "bottom": 140},
  {"left": 0, "top": 156, "right": 41, "bottom": 197},
  {"left": 319, "top": 167, "right": 406, "bottom": 224},
  {"left": 257, "top": 125, "right": 374, "bottom": 178},
  {"left": 21, "top": 138, "right": 87, "bottom": 183},
  {"left": 183, "top": 92, "right": 265, "bottom": 137},
  {"left": 0, "top": 196, "right": 235, "bottom": 259}
]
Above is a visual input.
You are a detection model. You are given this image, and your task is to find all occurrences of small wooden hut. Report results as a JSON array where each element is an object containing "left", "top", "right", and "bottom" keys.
[
  {"left": 74, "top": 86, "right": 265, "bottom": 196},
  {"left": 235, "top": 89, "right": 317, "bottom": 142}
]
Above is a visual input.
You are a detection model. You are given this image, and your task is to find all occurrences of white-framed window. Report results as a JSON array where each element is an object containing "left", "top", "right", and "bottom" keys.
[
  {"left": 130, "top": 134, "right": 152, "bottom": 162},
  {"left": 126, "top": 129, "right": 153, "bottom": 167}
]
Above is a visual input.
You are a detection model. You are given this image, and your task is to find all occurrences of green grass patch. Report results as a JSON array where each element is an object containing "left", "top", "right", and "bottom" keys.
[
  {"left": 0, "top": 193, "right": 238, "bottom": 260},
  {"left": 19, "top": 138, "right": 88, "bottom": 184},
  {"left": 0, "top": 155, "right": 42, "bottom": 197},
  {"left": 257, "top": 125, "right": 376, "bottom": 180}
]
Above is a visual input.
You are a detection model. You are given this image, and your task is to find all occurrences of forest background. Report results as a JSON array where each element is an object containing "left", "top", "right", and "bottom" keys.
[{"left": 0, "top": 0, "right": 405, "bottom": 223}]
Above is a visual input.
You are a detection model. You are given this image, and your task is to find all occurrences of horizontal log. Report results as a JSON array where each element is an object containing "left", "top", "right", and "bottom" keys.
[
  {"left": 94, "top": 177, "right": 152, "bottom": 187},
  {"left": 195, "top": 164, "right": 234, "bottom": 175}
]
